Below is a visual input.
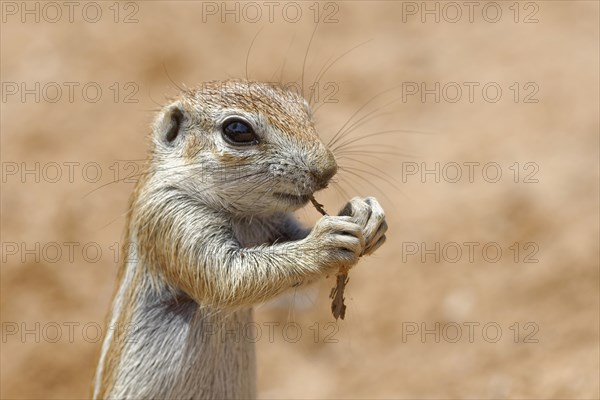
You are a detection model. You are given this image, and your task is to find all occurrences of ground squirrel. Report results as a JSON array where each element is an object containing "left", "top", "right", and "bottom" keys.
[{"left": 93, "top": 80, "right": 387, "bottom": 399}]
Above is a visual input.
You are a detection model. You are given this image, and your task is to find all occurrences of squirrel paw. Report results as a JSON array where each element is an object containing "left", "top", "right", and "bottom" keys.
[
  {"left": 338, "top": 197, "right": 388, "bottom": 256},
  {"left": 304, "top": 215, "right": 364, "bottom": 272}
]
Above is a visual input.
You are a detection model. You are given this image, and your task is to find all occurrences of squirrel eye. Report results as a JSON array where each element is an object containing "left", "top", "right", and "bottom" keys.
[{"left": 222, "top": 118, "right": 258, "bottom": 145}]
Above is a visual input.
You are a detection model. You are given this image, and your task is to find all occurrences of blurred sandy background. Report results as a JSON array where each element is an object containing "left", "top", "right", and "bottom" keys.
[{"left": 1, "top": 1, "right": 598, "bottom": 399}]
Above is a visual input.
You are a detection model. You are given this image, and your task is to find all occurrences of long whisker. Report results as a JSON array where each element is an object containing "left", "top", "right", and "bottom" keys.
[
  {"left": 276, "top": 33, "right": 296, "bottom": 84},
  {"left": 308, "top": 39, "right": 372, "bottom": 106},
  {"left": 82, "top": 160, "right": 262, "bottom": 198},
  {"left": 333, "top": 129, "right": 428, "bottom": 153},
  {"left": 313, "top": 39, "right": 372, "bottom": 88},
  {"left": 301, "top": 22, "right": 320, "bottom": 98},
  {"left": 339, "top": 165, "right": 399, "bottom": 191},
  {"left": 162, "top": 62, "right": 186, "bottom": 93},
  {"left": 335, "top": 153, "right": 414, "bottom": 164},
  {"left": 230, "top": 176, "right": 273, "bottom": 207},
  {"left": 333, "top": 97, "right": 405, "bottom": 145},
  {"left": 245, "top": 27, "right": 264, "bottom": 81},
  {"left": 330, "top": 181, "right": 351, "bottom": 204},
  {"left": 337, "top": 168, "right": 392, "bottom": 203},
  {"left": 307, "top": 54, "right": 333, "bottom": 106},
  {"left": 246, "top": 180, "right": 279, "bottom": 210},
  {"left": 333, "top": 109, "right": 397, "bottom": 140},
  {"left": 334, "top": 143, "right": 414, "bottom": 157},
  {"left": 336, "top": 157, "right": 401, "bottom": 188},
  {"left": 327, "top": 84, "right": 403, "bottom": 148},
  {"left": 334, "top": 174, "right": 364, "bottom": 198}
]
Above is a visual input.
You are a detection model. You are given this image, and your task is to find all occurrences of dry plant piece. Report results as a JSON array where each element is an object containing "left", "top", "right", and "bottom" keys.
[
  {"left": 309, "top": 195, "right": 349, "bottom": 320},
  {"left": 309, "top": 195, "right": 328, "bottom": 216},
  {"left": 329, "top": 268, "right": 349, "bottom": 320}
]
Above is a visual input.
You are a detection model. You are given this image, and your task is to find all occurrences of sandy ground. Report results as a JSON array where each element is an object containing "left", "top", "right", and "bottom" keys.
[{"left": 1, "top": 1, "right": 598, "bottom": 399}]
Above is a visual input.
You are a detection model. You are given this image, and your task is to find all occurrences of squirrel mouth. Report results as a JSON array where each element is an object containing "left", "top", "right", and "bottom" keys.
[{"left": 273, "top": 192, "right": 311, "bottom": 204}]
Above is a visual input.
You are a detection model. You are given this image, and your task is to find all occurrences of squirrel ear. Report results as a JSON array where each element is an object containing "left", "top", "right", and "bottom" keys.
[{"left": 155, "top": 105, "right": 185, "bottom": 145}]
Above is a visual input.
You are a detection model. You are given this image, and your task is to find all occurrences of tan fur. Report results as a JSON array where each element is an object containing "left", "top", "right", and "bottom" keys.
[{"left": 93, "top": 80, "right": 387, "bottom": 399}]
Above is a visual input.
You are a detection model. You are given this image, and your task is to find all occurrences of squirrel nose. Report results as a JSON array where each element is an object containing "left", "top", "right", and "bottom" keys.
[{"left": 311, "top": 151, "right": 338, "bottom": 190}]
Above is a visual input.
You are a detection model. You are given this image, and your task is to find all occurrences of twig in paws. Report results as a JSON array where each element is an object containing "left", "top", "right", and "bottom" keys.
[{"left": 309, "top": 195, "right": 349, "bottom": 320}]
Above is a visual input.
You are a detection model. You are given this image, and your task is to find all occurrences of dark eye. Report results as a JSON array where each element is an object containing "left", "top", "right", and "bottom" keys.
[{"left": 222, "top": 118, "right": 258, "bottom": 145}]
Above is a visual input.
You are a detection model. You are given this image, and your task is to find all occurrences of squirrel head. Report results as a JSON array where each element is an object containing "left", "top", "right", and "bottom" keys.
[{"left": 150, "top": 80, "right": 337, "bottom": 216}]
